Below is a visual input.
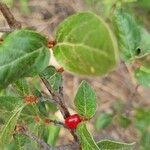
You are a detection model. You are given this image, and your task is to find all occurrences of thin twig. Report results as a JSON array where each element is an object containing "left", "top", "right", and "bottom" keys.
[
  {"left": 45, "top": 118, "right": 67, "bottom": 128},
  {"left": 0, "top": 2, "right": 21, "bottom": 29},
  {"left": 0, "top": 27, "right": 14, "bottom": 32},
  {"left": 41, "top": 78, "right": 70, "bottom": 118},
  {"left": 41, "top": 77, "right": 79, "bottom": 142}
]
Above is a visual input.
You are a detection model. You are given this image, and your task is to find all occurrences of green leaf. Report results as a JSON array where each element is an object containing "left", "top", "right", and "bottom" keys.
[
  {"left": 140, "top": 131, "right": 150, "bottom": 149},
  {"left": 138, "top": 28, "right": 150, "bottom": 56},
  {"left": 117, "top": 115, "right": 131, "bottom": 128},
  {"left": 13, "top": 78, "right": 49, "bottom": 118},
  {"left": 0, "top": 96, "right": 22, "bottom": 110},
  {"left": 0, "top": 102, "right": 25, "bottom": 148},
  {"left": 135, "top": 108, "right": 150, "bottom": 131},
  {"left": 113, "top": 9, "right": 141, "bottom": 61},
  {"left": 54, "top": 11, "right": 118, "bottom": 76},
  {"left": 74, "top": 80, "right": 97, "bottom": 118},
  {"left": 97, "top": 139, "right": 135, "bottom": 150},
  {"left": 13, "top": 133, "right": 31, "bottom": 150},
  {"left": 40, "top": 66, "right": 62, "bottom": 92},
  {"left": 46, "top": 125, "right": 60, "bottom": 146},
  {"left": 0, "top": 96, "right": 23, "bottom": 124},
  {"left": 95, "top": 112, "right": 113, "bottom": 130},
  {"left": 138, "top": 0, "right": 150, "bottom": 9},
  {"left": 0, "top": 29, "right": 50, "bottom": 89},
  {"left": 77, "top": 123, "right": 99, "bottom": 150},
  {"left": 135, "top": 66, "right": 150, "bottom": 87},
  {"left": 0, "top": 96, "right": 44, "bottom": 125},
  {"left": 14, "top": 79, "right": 31, "bottom": 96}
]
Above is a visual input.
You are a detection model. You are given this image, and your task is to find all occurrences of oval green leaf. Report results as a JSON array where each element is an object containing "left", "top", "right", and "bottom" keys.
[
  {"left": 74, "top": 80, "right": 97, "bottom": 118},
  {"left": 54, "top": 11, "right": 118, "bottom": 76},
  {"left": 0, "top": 29, "right": 50, "bottom": 89}
]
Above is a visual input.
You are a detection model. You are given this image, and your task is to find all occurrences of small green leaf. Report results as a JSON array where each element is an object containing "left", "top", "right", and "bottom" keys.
[
  {"left": 74, "top": 80, "right": 97, "bottom": 118},
  {"left": 0, "top": 102, "right": 25, "bottom": 148},
  {"left": 77, "top": 123, "right": 99, "bottom": 150},
  {"left": 117, "top": 115, "right": 131, "bottom": 128},
  {"left": 97, "top": 139, "right": 135, "bottom": 150},
  {"left": 54, "top": 11, "right": 118, "bottom": 75},
  {"left": 135, "top": 108, "right": 150, "bottom": 131},
  {"left": 135, "top": 66, "right": 150, "bottom": 87},
  {"left": 40, "top": 66, "right": 62, "bottom": 92},
  {"left": 95, "top": 112, "right": 113, "bottom": 130},
  {"left": 0, "top": 29, "right": 50, "bottom": 89},
  {"left": 113, "top": 9, "right": 141, "bottom": 61},
  {"left": 46, "top": 125, "right": 60, "bottom": 146}
]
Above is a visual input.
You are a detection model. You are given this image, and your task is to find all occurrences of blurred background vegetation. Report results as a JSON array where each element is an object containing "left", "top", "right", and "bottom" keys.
[{"left": 0, "top": 0, "right": 150, "bottom": 149}]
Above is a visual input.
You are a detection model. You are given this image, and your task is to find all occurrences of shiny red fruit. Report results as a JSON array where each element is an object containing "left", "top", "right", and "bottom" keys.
[{"left": 65, "top": 114, "right": 82, "bottom": 129}]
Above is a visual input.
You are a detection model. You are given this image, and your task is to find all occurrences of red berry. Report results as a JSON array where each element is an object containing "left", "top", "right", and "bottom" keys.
[{"left": 65, "top": 114, "right": 82, "bottom": 129}]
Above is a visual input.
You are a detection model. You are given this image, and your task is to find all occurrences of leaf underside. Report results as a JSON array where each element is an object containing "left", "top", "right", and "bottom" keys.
[{"left": 54, "top": 11, "right": 118, "bottom": 76}]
